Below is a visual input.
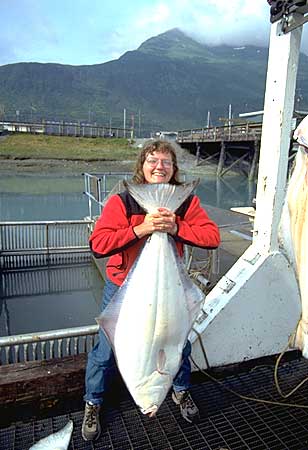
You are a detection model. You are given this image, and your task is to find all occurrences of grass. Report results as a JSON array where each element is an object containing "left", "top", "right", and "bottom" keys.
[{"left": 0, "top": 133, "right": 140, "bottom": 161}]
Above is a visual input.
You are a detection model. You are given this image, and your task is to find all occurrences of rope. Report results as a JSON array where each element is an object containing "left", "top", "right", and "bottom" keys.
[{"left": 190, "top": 321, "right": 308, "bottom": 410}]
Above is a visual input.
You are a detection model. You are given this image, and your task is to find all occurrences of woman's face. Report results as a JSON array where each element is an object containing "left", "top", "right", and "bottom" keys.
[{"left": 142, "top": 151, "right": 174, "bottom": 184}]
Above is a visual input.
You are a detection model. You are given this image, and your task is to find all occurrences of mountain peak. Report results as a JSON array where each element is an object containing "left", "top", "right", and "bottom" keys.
[{"left": 137, "top": 28, "right": 211, "bottom": 60}]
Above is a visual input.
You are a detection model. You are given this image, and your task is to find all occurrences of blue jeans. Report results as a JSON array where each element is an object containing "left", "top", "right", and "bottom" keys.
[{"left": 84, "top": 278, "right": 192, "bottom": 405}]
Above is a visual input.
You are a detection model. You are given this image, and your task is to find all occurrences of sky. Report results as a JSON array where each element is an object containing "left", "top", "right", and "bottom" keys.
[{"left": 1, "top": 0, "right": 308, "bottom": 67}]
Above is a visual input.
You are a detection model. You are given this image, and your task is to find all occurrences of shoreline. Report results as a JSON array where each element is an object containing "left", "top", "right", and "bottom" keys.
[
  {"left": 0, "top": 157, "right": 221, "bottom": 178},
  {"left": 0, "top": 158, "right": 136, "bottom": 175}
]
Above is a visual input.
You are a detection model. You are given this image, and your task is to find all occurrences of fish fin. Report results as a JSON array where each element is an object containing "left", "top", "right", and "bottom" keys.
[
  {"left": 123, "top": 181, "right": 199, "bottom": 213},
  {"left": 141, "top": 405, "right": 158, "bottom": 416}
]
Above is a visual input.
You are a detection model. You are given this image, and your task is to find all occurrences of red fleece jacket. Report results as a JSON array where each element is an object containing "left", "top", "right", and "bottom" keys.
[{"left": 90, "top": 192, "right": 220, "bottom": 286}]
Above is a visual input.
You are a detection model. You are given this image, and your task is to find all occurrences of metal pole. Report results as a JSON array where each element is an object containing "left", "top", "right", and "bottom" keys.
[
  {"left": 253, "top": 22, "right": 302, "bottom": 253},
  {"left": 138, "top": 109, "right": 141, "bottom": 137}
]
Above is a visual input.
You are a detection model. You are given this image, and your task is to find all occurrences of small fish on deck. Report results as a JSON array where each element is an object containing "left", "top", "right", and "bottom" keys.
[{"left": 29, "top": 420, "right": 73, "bottom": 450}]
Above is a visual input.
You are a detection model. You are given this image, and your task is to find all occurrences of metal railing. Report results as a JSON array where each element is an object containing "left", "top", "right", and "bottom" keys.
[
  {"left": 2, "top": 263, "right": 94, "bottom": 298},
  {"left": 0, "top": 219, "right": 94, "bottom": 269},
  {"left": 0, "top": 325, "right": 99, "bottom": 365},
  {"left": 177, "top": 123, "right": 262, "bottom": 143},
  {"left": 83, "top": 172, "right": 132, "bottom": 219},
  {"left": 0, "top": 218, "right": 101, "bottom": 365},
  {"left": 0, "top": 119, "right": 132, "bottom": 139}
]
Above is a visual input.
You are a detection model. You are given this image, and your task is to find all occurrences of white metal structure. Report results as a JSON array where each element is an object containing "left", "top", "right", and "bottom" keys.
[{"left": 190, "top": 15, "right": 305, "bottom": 368}]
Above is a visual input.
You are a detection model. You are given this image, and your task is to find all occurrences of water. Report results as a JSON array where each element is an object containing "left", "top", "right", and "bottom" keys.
[
  {"left": 0, "top": 263, "right": 104, "bottom": 336},
  {"left": 0, "top": 192, "right": 89, "bottom": 221},
  {"left": 1, "top": 290, "right": 98, "bottom": 335},
  {"left": 0, "top": 172, "right": 257, "bottom": 221},
  {"left": 0, "top": 174, "right": 89, "bottom": 221}
]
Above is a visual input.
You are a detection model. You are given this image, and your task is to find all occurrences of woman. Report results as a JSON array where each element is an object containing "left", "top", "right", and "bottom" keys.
[{"left": 82, "top": 139, "right": 220, "bottom": 441}]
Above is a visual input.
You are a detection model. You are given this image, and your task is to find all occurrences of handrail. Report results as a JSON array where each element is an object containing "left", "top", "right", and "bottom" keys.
[
  {"left": 83, "top": 172, "right": 132, "bottom": 219},
  {"left": 0, "top": 219, "right": 94, "bottom": 269},
  {"left": 0, "top": 219, "right": 93, "bottom": 225},
  {"left": 0, "top": 119, "right": 131, "bottom": 138},
  {"left": 0, "top": 325, "right": 99, "bottom": 365},
  {"left": 177, "top": 122, "right": 262, "bottom": 143}
]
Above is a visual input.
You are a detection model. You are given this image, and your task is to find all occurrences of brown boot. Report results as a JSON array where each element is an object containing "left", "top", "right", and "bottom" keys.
[
  {"left": 81, "top": 402, "right": 101, "bottom": 441},
  {"left": 172, "top": 390, "right": 200, "bottom": 423}
]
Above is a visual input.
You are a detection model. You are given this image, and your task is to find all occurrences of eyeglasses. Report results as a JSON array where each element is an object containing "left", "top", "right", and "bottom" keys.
[{"left": 145, "top": 157, "right": 173, "bottom": 168}]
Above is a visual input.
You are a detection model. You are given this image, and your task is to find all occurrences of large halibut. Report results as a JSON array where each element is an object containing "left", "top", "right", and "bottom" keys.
[{"left": 97, "top": 181, "right": 205, "bottom": 414}]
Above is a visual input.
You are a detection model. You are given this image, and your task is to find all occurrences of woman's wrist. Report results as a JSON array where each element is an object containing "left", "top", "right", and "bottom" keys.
[
  {"left": 133, "top": 223, "right": 150, "bottom": 239},
  {"left": 169, "top": 223, "right": 178, "bottom": 236}
]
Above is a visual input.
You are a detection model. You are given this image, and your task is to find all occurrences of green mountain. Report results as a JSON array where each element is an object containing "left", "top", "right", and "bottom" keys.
[{"left": 0, "top": 28, "right": 307, "bottom": 135}]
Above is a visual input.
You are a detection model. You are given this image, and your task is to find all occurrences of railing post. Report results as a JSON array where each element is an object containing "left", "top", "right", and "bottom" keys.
[
  {"left": 97, "top": 177, "right": 102, "bottom": 214},
  {"left": 46, "top": 223, "right": 50, "bottom": 265},
  {"left": 102, "top": 174, "right": 106, "bottom": 203}
]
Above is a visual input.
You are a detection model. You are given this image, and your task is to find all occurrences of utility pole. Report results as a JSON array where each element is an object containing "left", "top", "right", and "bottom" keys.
[
  {"left": 228, "top": 104, "right": 232, "bottom": 126},
  {"left": 138, "top": 109, "right": 141, "bottom": 137},
  {"left": 109, "top": 115, "right": 112, "bottom": 136},
  {"left": 123, "top": 108, "right": 126, "bottom": 138},
  {"left": 206, "top": 111, "right": 211, "bottom": 128}
]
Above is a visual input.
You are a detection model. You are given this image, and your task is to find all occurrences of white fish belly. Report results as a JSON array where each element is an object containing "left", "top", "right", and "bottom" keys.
[{"left": 114, "top": 234, "right": 193, "bottom": 413}]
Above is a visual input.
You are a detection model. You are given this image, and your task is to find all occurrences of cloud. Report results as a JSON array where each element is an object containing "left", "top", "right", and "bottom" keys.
[
  {"left": 119, "top": 0, "right": 307, "bottom": 58},
  {"left": 0, "top": 0, "right": 307, "bottom": 66},
  {"left": 129, "top": 0, "right": 271, "bottom": 50}
]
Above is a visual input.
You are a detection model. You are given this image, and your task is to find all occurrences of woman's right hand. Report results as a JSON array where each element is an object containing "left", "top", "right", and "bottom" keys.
[{"left": 133, "top": 213, "right": 157, "bottom": 239}]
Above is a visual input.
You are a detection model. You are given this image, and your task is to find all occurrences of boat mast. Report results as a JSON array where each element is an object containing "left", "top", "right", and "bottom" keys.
[{"left": 253, "top": 1, "right": 308, "bottom": 253}]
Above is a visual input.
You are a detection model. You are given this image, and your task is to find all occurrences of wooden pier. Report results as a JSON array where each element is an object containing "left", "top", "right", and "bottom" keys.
[
  {"left": 177, "top": 122, "right": 262, "bottom": 180},
  {"left": 176, "top": 119, "right": 301, "bottom": 180}
]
